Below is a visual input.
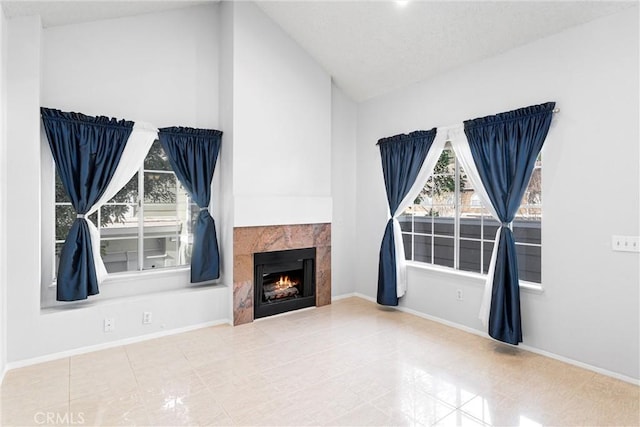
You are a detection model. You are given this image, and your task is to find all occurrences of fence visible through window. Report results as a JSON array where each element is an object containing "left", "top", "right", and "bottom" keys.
[{"left": 400, "top": 146, "right": 542, "bottom": 283}]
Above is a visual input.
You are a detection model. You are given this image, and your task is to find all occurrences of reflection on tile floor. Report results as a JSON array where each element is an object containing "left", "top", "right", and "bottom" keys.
[{"left": 1, "top": 297, "right": 638, "bottom": 426}]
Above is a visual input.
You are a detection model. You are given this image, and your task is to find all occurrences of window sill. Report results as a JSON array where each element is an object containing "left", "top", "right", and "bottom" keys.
[
  {"left": 40, "top": 281, "right": 228, "bottom": 314},
  {"left": 405, "top": 261, "right": 544, "bottom": 294},
  {"left": 43, "top": 267, "right": 224, "bottom": 309},
  {"left": 48, "top": 266, "right": 192, "bottom": 288}
]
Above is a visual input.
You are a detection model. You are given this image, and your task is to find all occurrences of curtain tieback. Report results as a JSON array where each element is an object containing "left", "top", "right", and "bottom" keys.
[
  {"left": 501, "top": 222, "right": 512, "bottom": 228},
  {"left": 77, "top": 214, "right": 86, "bottom": 219},
  {"left": 200, "top": 206, "right": 209, "bottom": 212}
]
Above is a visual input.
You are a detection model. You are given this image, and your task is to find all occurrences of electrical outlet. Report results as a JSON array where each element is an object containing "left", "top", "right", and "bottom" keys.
[
  {"left": 456, "top": 289, "right": 463, "bottom": 301},
  {"left": 612, "top": 235, "right": 640, "bottom": 252},
  {"left": 142, "top": 312, "right": 152, "bottom": 324},
  {"left": 104, "top": 318, "right": 115, "bottom": 333}
]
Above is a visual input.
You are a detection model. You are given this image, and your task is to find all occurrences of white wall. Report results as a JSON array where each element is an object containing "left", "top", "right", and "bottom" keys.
[
  {"left": 0, "top": 6, "right": 7, "bottom": 381},
  {"left": 356, "top": 9, "right": 639, "bottom": 380},
  {"left": 41, "top": 6, "right": 219, "bottom": 127},
  {"left": 331, "top": 83, "right": 357, "bottom": 297},
  {"left": 40, "top": 5, "right": 223, "bottom": 307},
  {"left": 218, "top": 1, "right": 236, "bottom": 328},
  {"left": 5, "top": 6, "right": 229, "bottom": 364},
  {"left": 231, "top": 2, "right": 332, "bottom": 227}
]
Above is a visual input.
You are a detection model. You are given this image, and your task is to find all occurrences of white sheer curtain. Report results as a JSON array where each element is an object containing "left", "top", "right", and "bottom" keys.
[
  {"left": 392, "top": 132, "right": 447, "bottom": 298},
  {"left": 446, "top": 124, "right": 500, "bottom": 326},
  {"left": 84, "top": 122, "right": 158, "bottom": 284}
]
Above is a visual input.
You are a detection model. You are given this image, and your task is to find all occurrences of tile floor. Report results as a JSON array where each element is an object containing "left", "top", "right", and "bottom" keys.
[{"left": 1, "top": 297, "right": 638, "bottom": 426}]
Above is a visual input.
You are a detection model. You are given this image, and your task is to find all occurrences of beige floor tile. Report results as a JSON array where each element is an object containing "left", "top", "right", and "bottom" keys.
[
  {"left": 145, "top": 388, "right": 228, "bottom": 426},
  {"left": 434, "top": 409, "right": 488, "bottom": 426},
  {"left": 459, "top": 394, "right": 554, "bottom": 426},
  {"left": 70, "top": 392, "right": 149, "bottom": 426},
  {"left": 371, "top": 387, "right": 456, "bottom": 426},
  {"left": 1, "top": 401, "right": 70, "bottom": 427},
  {"left": 324, "top": 402, "right": 413, "bottom": 426},
  {"left": 1, "top": 297, "right": 638, "bottom": 427},
  {"left": 1, "top": 373, "right": 70, "bottom": 409}
]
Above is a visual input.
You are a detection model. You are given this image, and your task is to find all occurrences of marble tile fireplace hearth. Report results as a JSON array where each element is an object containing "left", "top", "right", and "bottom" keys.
[{"left": 233, "top": 223, "right": 331, "bottom": 325}]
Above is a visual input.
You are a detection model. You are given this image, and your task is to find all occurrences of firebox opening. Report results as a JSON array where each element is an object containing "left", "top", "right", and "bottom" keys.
[
  {"left": 254, "top": 247, "right": 316, "bottom": 319},
  {"left": 262, "top": 269, "right": 302, "bottom": 303}
]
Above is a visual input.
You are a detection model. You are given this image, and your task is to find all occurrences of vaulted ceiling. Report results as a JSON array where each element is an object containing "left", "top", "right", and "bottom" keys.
[{"left": 2, "top": 0, "right": 635, "bottom": 102}]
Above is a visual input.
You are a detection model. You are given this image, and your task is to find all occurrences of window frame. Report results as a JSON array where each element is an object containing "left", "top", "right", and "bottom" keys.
[
  {"left": 401, "top": 145, "right": 543, "bottom": 289},
  {"left": 40, "top": 135, "right": 200, "bottom": 308}
]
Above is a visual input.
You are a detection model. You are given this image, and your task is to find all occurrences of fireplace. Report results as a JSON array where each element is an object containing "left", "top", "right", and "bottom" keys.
[
  {"left": 233, "top": 223, "right": 330, "bottom": 325},
  {"left": 254, "top": 247, "right": 316, "bottom": 319}
]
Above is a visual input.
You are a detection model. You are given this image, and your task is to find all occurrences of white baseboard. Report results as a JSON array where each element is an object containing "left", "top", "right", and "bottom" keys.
[
  {"left": 5, "top": 318, "right": 230, "bottom": 372},
  {"left": 331, "top": 292, "right": 356, "bottom": 301},
  {"left": 352, "top": 293, "right": 639, "bottom": 386},
  {"left": 6, "top": 293, "right": 639, "bottom": 387}
]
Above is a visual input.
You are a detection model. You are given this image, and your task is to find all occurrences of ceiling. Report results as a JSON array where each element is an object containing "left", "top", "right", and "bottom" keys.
[{"left": 2, "top": 0, "right": 636, "bottom": 102}]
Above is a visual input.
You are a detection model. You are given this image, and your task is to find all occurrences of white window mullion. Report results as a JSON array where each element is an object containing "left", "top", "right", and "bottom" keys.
[
  {"left": 138, "top": 167, "right": 145, "bottom": 271},
  {"left": 97, "top": 207, "right": 101, "bottom": 240},
  {"left": 410, "top": 213, "right": 415, "bottom": 261},
  {"left": 453, "top": 156, "right": 460, "bottom": 270},
  {"left": 480, "top": 213, "right": 484, "bottom": 274},
  {"left": 175, "top": 180, "right": 180, "bottom": 266},
  {"left": 430, "top": 206, "right": 435, "bottom": 265}
]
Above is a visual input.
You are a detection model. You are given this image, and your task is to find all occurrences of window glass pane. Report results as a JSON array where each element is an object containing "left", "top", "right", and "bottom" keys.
[
  {"left": 144, "top": 139, "right": 173, "bottom": 171},
  {"left": 434, "top": 148, "right": 455, "bottom": 175},
  {"left": 55, "top": 205, "right": 75, "bottom": 241},
  {"left": 516, "top": 244, "right": 541, "bottom": 283},
  {"left": 55, "top": 173, "right": 70, "bottom": 203},
  {"left": 414, "top": 235, "right": 432, "bottom": 264},
  {"left": 414, "top": 212, "right": 433, "bottom": 234},
  {"left": 414, "top": 178, "right": 433, "bottom": 206},
  {"left": 398, "top": 213, "right": 412, "bottom": 232},
  {"left": 433, "top": 211, "right": 454, "bottom": 235},
  {"left": 459, "top": 172, "right": 482, "bottom": 239},
  {"left": 483, "top": 242, "right": 494, "bottom": 274},
  {"left": 55, "top": 242, "right": 65, "bottom": 273},
  {"left": 459, "top": 239, "right": 481, "bottom": 273},
  {"left": 431, "top": 150, "right": 455, "bottom": 203},
  {"left": 144, "top": 172, "right": 177, "bottom": 204},
  {"left": 52, "top": 142, "right": 198, "bottom": 277},
  {"left": 460, "top": 216, "right": 482, "bottom": 239},
  {"left": 100, "top": 204, "right": 138, "bottom": 239},
  {"left": 107, "top": 173, "right": 138, "bottom": 204},
  {"left": 522, "top": 166, "right": 542, "bottom": 206},
  {"left": 395, "top": 148, "right": 542, "bottom": 285},
  {"left": 99, "top": 203, "right": 139, "bottom": 272},
  {"left": 516, "top": 204, "right": 542, "bottom": 222},
  {"left": 434, "top": 236, "right": 454, "bottom": 268},
  {"left": 143, "top": 237, "right": 179, "bottom": 270},
  {"left": 483, "top": 214, "right": 500, "bottom": 240},
  {"left": 101, "top": 238, "right": 139, "bottom": 273},
  {"left": 99, "top": 204, "right": 135, "bottom": 232},
  {"left": 402, "top": 233, "right": 412, "bottom": 261},
  {"left": 513, "top": 219, "right": 541, "bottom": 245},
  {"left": 188, "top": 201, "right": 199, "bottom": 236},
  {"left": 143, "top": 185, "right": 192, "bottom": 269}
]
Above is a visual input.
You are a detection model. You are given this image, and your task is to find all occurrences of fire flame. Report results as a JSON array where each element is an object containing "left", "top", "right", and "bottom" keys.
[{"left": 274, "top": 275, "right": 297, "bottom": 290}]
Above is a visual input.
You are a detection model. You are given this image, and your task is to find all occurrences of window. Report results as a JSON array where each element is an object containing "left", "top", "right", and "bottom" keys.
[
  {"left": 399, "top": 145, "right": 542, "bottom": 283},
  {"left": 54, "top": 140, "right": 198, "bottom": 276}
]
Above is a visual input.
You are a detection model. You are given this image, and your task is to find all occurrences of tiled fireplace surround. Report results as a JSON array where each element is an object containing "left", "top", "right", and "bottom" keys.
[{"left": 233, "top": 223, "right": 331, "bottom": 325}]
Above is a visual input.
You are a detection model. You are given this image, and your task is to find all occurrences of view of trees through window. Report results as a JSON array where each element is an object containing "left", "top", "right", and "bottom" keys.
[
  {"left": 400, "top": 146, "right": 542, "bottom": 283},
  {"left": 54, "top": 140, "right": 197, "bottom": 276}
]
